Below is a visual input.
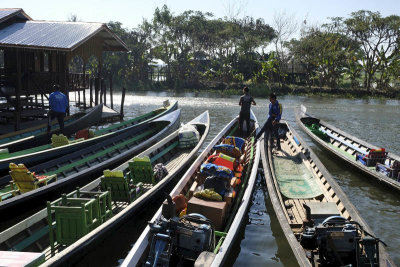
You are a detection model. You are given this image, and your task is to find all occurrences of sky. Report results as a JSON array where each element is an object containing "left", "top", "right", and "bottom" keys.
[{"left": 2, "top": 0, "right": 400, "bottom": 30}]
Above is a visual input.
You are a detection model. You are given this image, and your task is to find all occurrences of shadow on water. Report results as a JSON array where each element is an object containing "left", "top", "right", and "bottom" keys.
[{"left": 226, "top": 172, "right": 298, "bottom": 267}]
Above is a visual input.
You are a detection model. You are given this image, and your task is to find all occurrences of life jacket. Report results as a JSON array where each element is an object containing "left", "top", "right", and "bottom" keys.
[
  {"left": 223, "top": 136, "right": 246, "bottom": 151},
  {"left": 200, "top": 163, "right": 233, "bottom": 179},
  {"left": 207, "top": 153, "right": 243, "bottom": 177}
]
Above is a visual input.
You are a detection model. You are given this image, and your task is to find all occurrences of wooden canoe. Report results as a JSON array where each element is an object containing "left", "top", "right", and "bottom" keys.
[
  {"left": 0, "top": 111, "right": 210, "bottom": 266},
  {"left": 121, "top": 111, "right": 260, "bottom": 267},
  {"left": 296, "top": 105, "right": 400, "bottom": 192},
  {"left": 0, "top": 109, "right": 181, "bottom": 218},
  {"left": 0, "top": 101, "right": 178, "bottom": 176},
  {"left": 0, "top": 104, "right": 104, "bottom": 153},
  {"left": 261, "top": 120, "right": 394, "bottom": 266}
]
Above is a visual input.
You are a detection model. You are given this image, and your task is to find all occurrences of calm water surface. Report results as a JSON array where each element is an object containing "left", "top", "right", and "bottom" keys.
[{"left": 76, "top": 92, "right": 400, "bottom": 266}]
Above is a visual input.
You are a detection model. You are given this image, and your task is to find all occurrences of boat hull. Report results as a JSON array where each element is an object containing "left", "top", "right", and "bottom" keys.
[
  {"left": 121, "top": 111, "right": 260, "bottom": 267},
  {"left": 296, "top": 107, "right": 400, "bottom": 192},
  {"left": 0, "top": 104, "right": 104, "bottom": 153},
  {"left": 261, "top": 121, "right": 394, "bottom": 266},
  {"left": 0, "top": 110, "right": 181, "bottom": 221}
]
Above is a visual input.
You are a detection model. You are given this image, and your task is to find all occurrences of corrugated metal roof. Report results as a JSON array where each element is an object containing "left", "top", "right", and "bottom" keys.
[
  {"left": 0, "top": 21, "right": 103, "bottom": 50},
  {"left": 0, "top": 20, "right": 127, "bottom": 51},
  {"left": 0, "top": 8, "right": 20, "bottom": 21}
]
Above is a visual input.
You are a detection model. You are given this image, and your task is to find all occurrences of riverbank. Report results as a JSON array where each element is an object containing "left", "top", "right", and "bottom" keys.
[{"left": 131, "top": 81, "right": 400, "bottom": 99}]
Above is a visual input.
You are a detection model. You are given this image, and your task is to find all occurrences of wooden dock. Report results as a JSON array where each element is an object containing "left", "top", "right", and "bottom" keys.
[{"left": 101, "top": 105, "right": 121, "bottom": 122}]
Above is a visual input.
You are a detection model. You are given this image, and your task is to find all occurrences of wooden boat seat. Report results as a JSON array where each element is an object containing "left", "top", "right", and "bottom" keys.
[
  {"left": 356, "top": 148, "right": 388, "bottom": 167},
  {"left": 101, "top": 170, "right": 137, "bottom": 203},
  {"left": 9, "top": 163, "right": 57, "bottom": 194},
  {"left": 47, "top": 196, "right": 101, "bottom": 246},
  {"left": 128, "top": 156, "right": 154, "bottom": 184},
  {"left": 51, "top": 134, "right": 84, "bottom": 148},
  {"left": 376, "top": 160, "right": 400, "bottom": 179},
  {"left": 46, "top": 189, "right": 112, "bottom": 254}
]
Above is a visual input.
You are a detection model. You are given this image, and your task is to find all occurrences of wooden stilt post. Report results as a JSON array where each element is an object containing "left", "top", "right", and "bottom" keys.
[
  {"left": 120, "top": 87, "right": 126, "bottom": 120},
  {"left": 82, "top": 63, "right": 86, "bottom": 109},
  {"left": 15, "top": 49, "right": 22, "bottom": 131},
  {"left": 95, "top": 76, "right": 99, "bottom": 105},
  {"left": 77, "top": 89, "right": 80, "bottom": 107},
  {"left": 89, "top": 78, "right": 93, "bottom": 108},
  {"left": 109, "top": 74, "right": 113, "bottom": 109},
  {"left": 99, "top": 78, "right": 103, "bottom": 104},
  {"left": 102, "top": 78, "right": 106, "bottom": 106}
]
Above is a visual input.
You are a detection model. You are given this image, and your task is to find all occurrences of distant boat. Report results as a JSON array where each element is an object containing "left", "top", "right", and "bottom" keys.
[
  {"left": 261, "top": 120, "right": 394, "bottom": 266},
  {"left": 0, "top": 109, "right": 181, "bottom": 218},
  {"left": 121, "top": 110, "right": 260, "bottom": 267},
  {"left": 0, "top": 111, "right": 210, "bottom": 267},
  {"left": 296, "top": 105, "right": 400, "bottom": 192},
  {"left": 0, "top": 101, "right": 178, "bottom": 176}
]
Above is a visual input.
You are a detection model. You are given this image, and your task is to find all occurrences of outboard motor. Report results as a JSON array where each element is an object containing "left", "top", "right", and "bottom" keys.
[
  {"left": 300, "top": 203, "right": 383, "bottom": 266},
  {"left": 146, "top": 212, "right": 215, "bottom": 267}
]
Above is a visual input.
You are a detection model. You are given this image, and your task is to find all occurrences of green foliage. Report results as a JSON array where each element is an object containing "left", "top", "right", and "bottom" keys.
[{"left": 81, "top": 6, "right": 400, "bottom": 95}]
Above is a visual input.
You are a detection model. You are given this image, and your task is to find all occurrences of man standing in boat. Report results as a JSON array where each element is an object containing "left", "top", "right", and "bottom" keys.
[
  {"left": 47, "top": 84, "right": 69, "bottom": 134},
  {"left": 239, "top": 86, "right": 256, "bottom": 137},
  {"left": 256, "top": 93, "right": 282, "bottom": 150}
]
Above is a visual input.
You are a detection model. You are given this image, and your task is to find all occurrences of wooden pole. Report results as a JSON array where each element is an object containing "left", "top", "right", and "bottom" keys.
[
  {"left": 15, "top": 49, "right": 22, "bottom": 131},
  {"left": 109, "top": 74, "right": 113, "bottom": 109},
  {"left": 82, "top": 63, "right": 86, "bottom": 109},
  {"left": 95, "top": 77, "right": 99, "bottom": 105},
  {"left": 99, "top": 78, "right": 103, "bottom": 104},
  {"left": 89, "top": 78, "right": 93, "bottom": 108},
  {"left": 120, "top": 87, "right": 126, "bottom": 119},
  {"left": 102, "top": 78, "right": 106, "bottom": 106}
]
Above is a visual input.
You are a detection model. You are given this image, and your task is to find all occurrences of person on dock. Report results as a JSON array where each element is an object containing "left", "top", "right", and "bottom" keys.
[
  {"left": 47, "top": 84, "right": 68, "bottom": 134},
  {"left": 255, "top": 93, "right": 282, "bottom": 150},
  {"left": 239, "top": 86, "right": 256, "bottom": 137}
]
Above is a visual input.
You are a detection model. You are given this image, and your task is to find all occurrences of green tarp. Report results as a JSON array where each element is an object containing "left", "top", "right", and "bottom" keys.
[{"left": 273, "top": 153, "right": 323, "bottom": 199}]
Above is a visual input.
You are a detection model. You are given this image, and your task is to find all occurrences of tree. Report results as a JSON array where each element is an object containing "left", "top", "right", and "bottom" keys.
[
  {"left": 345, "top": 10, "right": 400, "bottom": 92},
  {"left": 272, "top": 10, "right": 298, "bottom": 87}
]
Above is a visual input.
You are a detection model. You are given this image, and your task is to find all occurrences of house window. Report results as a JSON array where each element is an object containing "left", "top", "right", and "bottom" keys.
[
  {"left": 43, "top": 52, "right": 49, "bottom": 72},
  {"left": 0, "top": 50, "right": 4, "bottom": 69}
]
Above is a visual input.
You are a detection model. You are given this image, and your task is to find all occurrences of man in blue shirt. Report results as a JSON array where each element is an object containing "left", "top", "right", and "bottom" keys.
[
  {"left": 47, "top": 84, "right": 69, "bottom": 134},
  {"left": 255, "top": 93, "right": 283, "bottom": 150}
]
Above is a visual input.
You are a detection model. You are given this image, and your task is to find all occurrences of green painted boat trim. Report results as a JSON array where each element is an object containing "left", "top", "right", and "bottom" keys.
[
  {"left": 94, "top": 109, "right": 165, "bottom": 136},
  {"left": 11, "top": 225, "right": 51, "bottom": 251},
  {"left": 227, "top": 124, "right": 238, "bottom": 137},
  {"left": 45, "top": 127, "right": 159, "bottom": 176},
  {"left": 215, "top": 231, "right": 227, "bottom": 237},
  {"left": 150, "top": 141, "right": 179, "bottom": 163},
  {"left": 0, "top": 117, "right": 77, "bottom": 145},
  {"left": 0, "top": 144, "right": 52, "bottom": 160}
]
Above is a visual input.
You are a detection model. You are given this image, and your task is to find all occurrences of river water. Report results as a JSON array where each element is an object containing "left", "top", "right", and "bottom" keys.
[{"left": 75, "top": 91, "right": 400, "bottom": 266}]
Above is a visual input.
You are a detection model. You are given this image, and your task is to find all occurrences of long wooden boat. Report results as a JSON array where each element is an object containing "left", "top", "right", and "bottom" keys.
[
  {"left": 0, "top": 112, "right": 82, "bottom": 135},
  {"left": 0, "top": 104, "right": 104, "bottom": 153},
  {"left": 121, "top": 111, "right": 260, "bottom": 267},
  {"left": 0, "top": 111, "right": 210, "bottom": 267},
  {"left": 296, "top": 105, "right": 400, "bottom": 192},
  {"left": 0, "top": 101, "right": 178, "bottom": 176},
  {"left": 0, "top": 109, "right": 181, "bottom": 218},
  {"left": 0, "top": 111, "right": 85, "bottom": 139},
  {"left": 261, "top": 120, "right": 394, "bottom": 266}
]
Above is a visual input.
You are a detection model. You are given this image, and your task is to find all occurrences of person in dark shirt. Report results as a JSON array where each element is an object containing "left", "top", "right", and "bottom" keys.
[
  {"left": 256, "top": 93, "right": 283, "bottom": 150},
  {"left": 239, "top": 86, "right": 256, "bottom": 137},
  {"left": 47, "top": 84, "right": 69, "bottom": 134}
]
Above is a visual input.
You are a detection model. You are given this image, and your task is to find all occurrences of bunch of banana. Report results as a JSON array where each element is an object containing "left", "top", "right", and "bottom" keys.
[{"left": 194, "top": 188, "right": 222, "bottom": 201}]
